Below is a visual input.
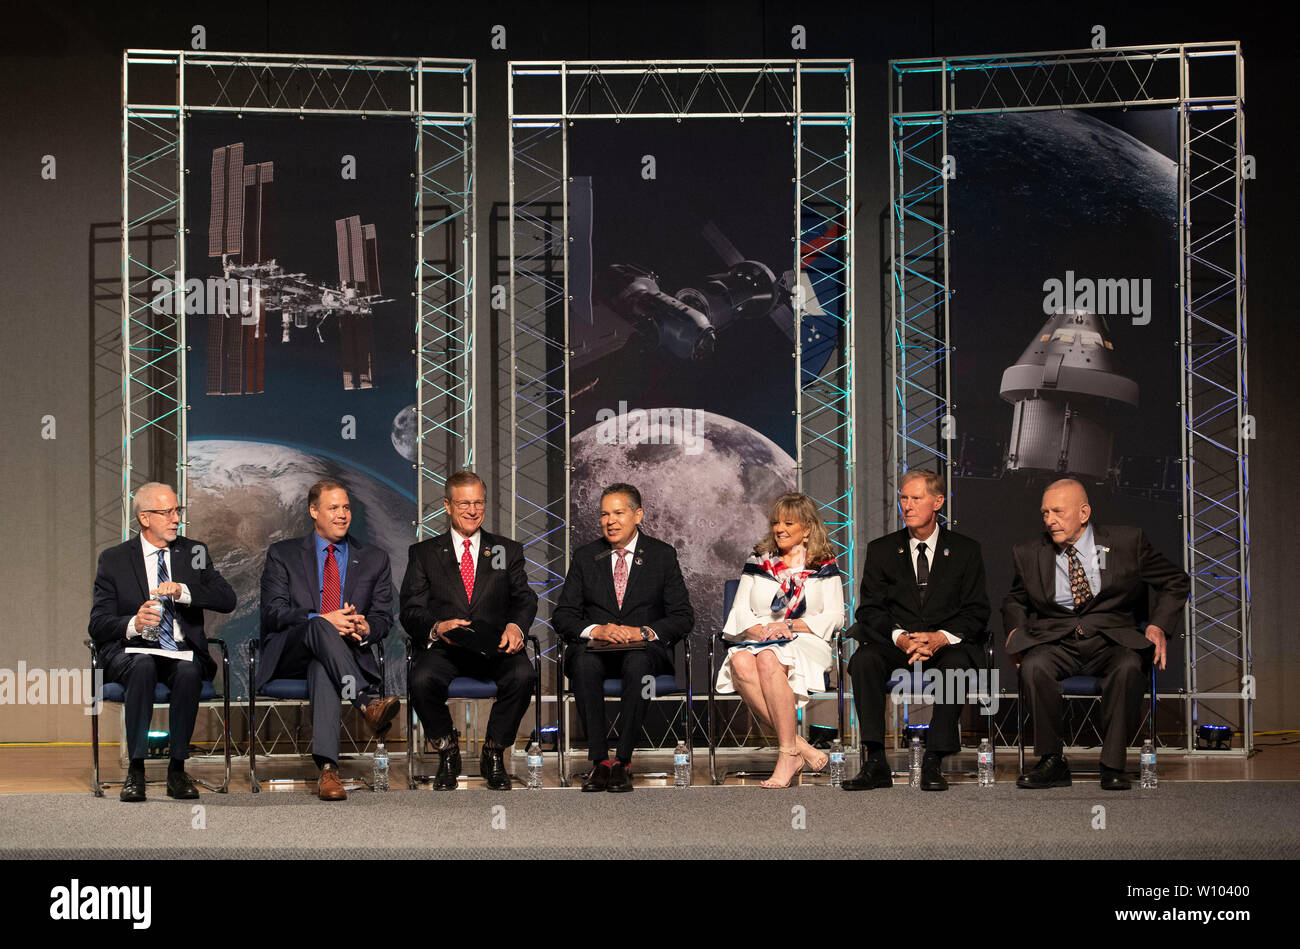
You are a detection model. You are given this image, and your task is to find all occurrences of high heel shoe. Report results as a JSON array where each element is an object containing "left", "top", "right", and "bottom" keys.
[
  {"left": 802, "top": 746, "right": 830, "bottom": 773},
  {"left": 760, "top": 748, "right": 805, "bottom": 788}
]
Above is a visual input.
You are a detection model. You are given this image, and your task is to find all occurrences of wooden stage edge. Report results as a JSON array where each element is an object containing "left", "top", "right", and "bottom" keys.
[{"left": 0, "top": 742, "right": 1296, "bottom": 795}]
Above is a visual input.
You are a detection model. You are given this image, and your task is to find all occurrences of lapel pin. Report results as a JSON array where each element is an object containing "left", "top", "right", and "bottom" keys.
[
  {"left": 635, "top": 557, "right": 643, "bottom": 565},
  {"left": 943, "top": 548, "right": 950, "bottom": 557},
  {"left": 897, "top": 547, "right": 905, "bottom": 555}
]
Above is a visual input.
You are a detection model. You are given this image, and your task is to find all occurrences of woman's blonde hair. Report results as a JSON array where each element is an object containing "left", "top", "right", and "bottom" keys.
[{"left": 753, "top": 492, "right": 834, "bottom": 567}]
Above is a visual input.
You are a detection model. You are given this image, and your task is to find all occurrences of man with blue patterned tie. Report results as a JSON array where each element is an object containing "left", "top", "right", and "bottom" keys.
[{"left": 89, "top": 482, "right": 236, "bottom": 802}]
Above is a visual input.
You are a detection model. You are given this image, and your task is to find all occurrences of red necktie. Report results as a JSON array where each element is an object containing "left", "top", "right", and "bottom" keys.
[
  {"left": 460, "top": 538, "right": 475, "bottom": 603},
  {"left": 322, "top": 544, "right": 341, "bottom": 613},
  {"left": 613, "top": 548, "right": 629, "bottom": 608}
]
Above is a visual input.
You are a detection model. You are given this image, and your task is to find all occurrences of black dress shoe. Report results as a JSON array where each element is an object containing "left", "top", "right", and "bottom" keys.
[
  {"left": 481, "top": 746, "right": 512, "bottom": 791},
  {"left": 581, "top": 761, "right": 611, "bottom": 792},
  {"left": 166, "top": 769, "right": 200, "bottom": 799},
  {"left": 842, "top": 753, "right": 893, "bottom": 791},
  {"left": 1016, "top": 753, "right": 1072, "bottom": 789},
  {"left": 119, "top": 770, "right": 146, "bottom": 803},
  {"left": 607, "top": 760, "right": 634, "bottom": 793},
  {"left": 920, "top": 752, "right": 948, "bottom": 791},
  {"left": 433, "top": 740, "right": 462, "bottom": 791},
  {"left": 1100, "top": 767, "right": 1132, "bottom": 791}
]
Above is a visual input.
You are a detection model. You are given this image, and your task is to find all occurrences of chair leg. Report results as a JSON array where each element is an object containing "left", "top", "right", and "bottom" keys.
[
  {"left": 91, "top": 697, "right": 103, "bottom": 798},
  {"left": 249, "top": 688, "right": 260, "bottom": 793}
]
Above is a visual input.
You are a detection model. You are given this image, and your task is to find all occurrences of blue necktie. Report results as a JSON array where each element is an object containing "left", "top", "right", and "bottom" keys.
[{"left": 156, "top": 550, "right": 177, "bottom": 651}]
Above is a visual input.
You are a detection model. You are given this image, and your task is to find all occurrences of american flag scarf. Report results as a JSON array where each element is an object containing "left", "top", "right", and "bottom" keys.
[{"left": 741, "top": 547, "right": 840, "bottom": 619}]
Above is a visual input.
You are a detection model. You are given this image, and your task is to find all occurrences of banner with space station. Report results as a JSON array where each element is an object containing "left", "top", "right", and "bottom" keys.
[
  {"left": 565, "top": 119, "right": 806, "bottom": 645},
  {"left": 945, "top": 108, "right": 1183, "bottom": 689},
  {"left": 181, "top": 115, "right": 417, "bottom": 698}
]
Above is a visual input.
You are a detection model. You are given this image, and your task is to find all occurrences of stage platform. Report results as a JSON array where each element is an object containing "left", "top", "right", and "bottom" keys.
[{"left": 1, "top": 746, "right": 1296, "bottom": 860}]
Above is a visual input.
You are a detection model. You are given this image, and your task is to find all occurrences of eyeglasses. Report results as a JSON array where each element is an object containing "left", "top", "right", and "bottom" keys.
[
  {"left": 142, "top": 507, "right": 185, "bottom": 518},
  {"left": 450, "top": 500, "right": 486, "bottom": 511}
]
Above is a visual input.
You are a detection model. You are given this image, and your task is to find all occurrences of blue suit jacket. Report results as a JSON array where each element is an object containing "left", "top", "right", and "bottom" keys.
[{"left": 257, "top": 533, "right": 394, "bottom": 690}]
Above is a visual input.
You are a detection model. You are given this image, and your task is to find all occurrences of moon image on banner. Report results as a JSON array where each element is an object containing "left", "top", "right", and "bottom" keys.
[
  {"left": 570, "top": 410, "right": 797, "bottom": 648},
  {"left": 391, "top": 404, "right": 417, "bottom": 461}
]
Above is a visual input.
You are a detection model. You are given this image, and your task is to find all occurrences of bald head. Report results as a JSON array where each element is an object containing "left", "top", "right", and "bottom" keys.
[{"left": 1040, "top": 478, "right": 1091, "bottom": 546}]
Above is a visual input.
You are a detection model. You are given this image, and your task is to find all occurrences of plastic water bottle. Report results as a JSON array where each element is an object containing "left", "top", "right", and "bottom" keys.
[
  {"left": 140, "top": 596, "right": 169, "bottom": 641},
  {"left": 828, "top": 739, "right": 845, "bottom": 788},
  {"left": 372, "top": 741, "right": 389, "bottom": 791},
  {"left": 526, "top": 741, "right": 543, "bottom": 789},
  {"left": 673, "top": 740, "right": 691, "bottom": 787},
  {"left": 978, "top": 738, "right": 995, "bottom": 787},
  {"left": 908, "top": 737, "right": 923, "bottom": 788},
  {"left": 1140, "top": 740, "right": 1157, "bottom": 789}
]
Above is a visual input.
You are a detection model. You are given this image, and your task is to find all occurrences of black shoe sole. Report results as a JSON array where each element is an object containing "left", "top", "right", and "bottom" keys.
[
  {"left": 921, "top": 781, "right": 948, "bottom": 791},
  {"left": 165, "top": 788, "right": 199, "bottom": 799},
  {"left": 119, "top": 793, "right": 146, "bottom": 802},
  {"left": 606, "top": 784, "right": 634, "bottom": 793},
  {"left": 1016, "top": 776, "right": 1072, "bottom": 788}
]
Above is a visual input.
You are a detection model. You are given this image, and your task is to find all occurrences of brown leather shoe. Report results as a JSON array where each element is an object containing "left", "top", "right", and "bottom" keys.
[
  {"left": 362, "top": 695, "right": 401, "bottom": 736},
  {"left": 318, "top": 765, "right": 347, "bottom": 801}
]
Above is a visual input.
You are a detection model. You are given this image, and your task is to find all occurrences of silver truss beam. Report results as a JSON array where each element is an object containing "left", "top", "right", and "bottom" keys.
[
  {"left": 889, "top": 43, "right": 1249, "bottom": 755},
  {"left": 509, "top": 59, "right": 856, "bottom": 741},
  {"left": 122, "top": 51, "right": 475, "bottom": 545}
]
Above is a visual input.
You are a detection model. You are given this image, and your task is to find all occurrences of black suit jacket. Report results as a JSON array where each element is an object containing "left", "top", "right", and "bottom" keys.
[
  {"left": 553, "top": 533, "right": 694, "bottom": 648},
  {"left": 852, "top": 526, "right": 990, "bottom": 649},
  {"left": 88, "top": 534, "right": 236, "bottom": 681},
  {"left": 399, "top": 530, "right": 538, "bottom": 648},
  {"left": 1002, "top": 524, "right": 1189, "bottom": 653},
  {"left": 257, "top": 533, "right": 394, "bottom": 689}
]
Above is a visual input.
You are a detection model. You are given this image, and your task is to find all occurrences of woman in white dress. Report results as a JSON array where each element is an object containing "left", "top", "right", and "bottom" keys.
[{"left": 716, "top": 492, "right": 845, "bottom": 788}]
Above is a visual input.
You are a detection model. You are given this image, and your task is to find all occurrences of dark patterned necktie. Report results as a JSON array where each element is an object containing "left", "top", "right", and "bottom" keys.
[
  {"left": 915, "top": 542, "right": 929, "bottom": 599},
  {"left": 613, "top": 548, "right": 629, "bottom": 608},
  {"left": 155, "top": 550, "right": 177, "bottom": 650},
  {"left": 322, "top": 544, "right": 341, "bottom": 613},
  {"left": 1065, "top": 544, "right": 1092, "bottom": 611}
]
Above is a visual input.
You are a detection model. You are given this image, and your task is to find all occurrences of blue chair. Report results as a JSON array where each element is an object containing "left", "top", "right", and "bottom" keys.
[
  {"left": 87, "top": 638, "right": 232, "bottom": 796},
  {"left": 404, "top": 634, "right": 543, "bottom": 788},
  {"left": 1015, "top": 638, "right": 1158, "bottom": 773},
  {"left": 707, "top": 579, "right": 846, "bottom": 784},
  {"left": 247, "top": 638, "right": 386, "bottom": 792},
  {"left": 555, "top": 634, "right": 694, "bottom": 787}
]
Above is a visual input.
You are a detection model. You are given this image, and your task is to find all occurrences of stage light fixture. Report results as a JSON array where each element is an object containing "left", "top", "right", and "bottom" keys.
[{"left": 1195, "top": 724, "right": 1232, "bottom": 750}]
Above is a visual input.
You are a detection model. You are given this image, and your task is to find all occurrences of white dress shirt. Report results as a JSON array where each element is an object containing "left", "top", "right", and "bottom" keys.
[
  {"left": 135, "top": 534, "right": 192, "bottom": 640},
  {"left": 580, "top": 531, "right": 655, "bottom": 640},
  {"left": 891, "top": 529, "right": 958, "bottom": 647}
]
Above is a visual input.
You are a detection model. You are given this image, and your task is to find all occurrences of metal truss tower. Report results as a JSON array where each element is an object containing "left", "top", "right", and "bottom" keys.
[
  {"left": 507, "top": 59, "right": 856, "bottom": 729},
  {"left": 889, "top": 43, "right": 1250, "bottom": 754},
  {"left": 121, "top": 50, "right": 475, "bottom": 537}
]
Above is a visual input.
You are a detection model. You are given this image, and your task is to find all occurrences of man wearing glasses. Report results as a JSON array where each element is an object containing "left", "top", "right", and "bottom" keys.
[
  {"left": 88, "top": 482, "right": 236, "bottom": 801},
  {"left": 399, "top": 471, "right": 538, "bottom": 789}
]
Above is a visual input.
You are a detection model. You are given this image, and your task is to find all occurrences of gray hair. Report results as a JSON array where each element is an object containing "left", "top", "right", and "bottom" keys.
[{"left": 132, "top": 482, "right": 174, "bottom": 518}]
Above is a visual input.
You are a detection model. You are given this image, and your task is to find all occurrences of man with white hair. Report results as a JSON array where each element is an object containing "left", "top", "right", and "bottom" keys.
[
  {"left": 1004, "top": 478, "right": 1189, "bottom": 790},
  {"left": 89, "top": 482, "right": 236, "bottom": 801}
]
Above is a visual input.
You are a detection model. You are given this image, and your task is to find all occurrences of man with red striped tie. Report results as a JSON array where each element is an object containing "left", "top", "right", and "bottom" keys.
[{"left": 258, "top": 480, "right": 400, "bottom": 800}]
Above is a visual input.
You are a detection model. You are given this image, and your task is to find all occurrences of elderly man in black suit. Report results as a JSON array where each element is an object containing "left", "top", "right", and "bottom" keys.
[
  {"left": 258, "top": 480, "right": 400, "bottom": 800},
  {"left": 399, "top": 471, "right": 538, "bottom": 790},
  {"left": 88, "top": 482, "right": 236, "bottom": 801},
  {"left": 553, "top": 483, "right": 695, "bottom": 792},
  {"left": 1005, "top": 477, "right": 1189, "bottom": 790},
  {"left": 845, "top": 469, "right": 990, "bottom": 791}
]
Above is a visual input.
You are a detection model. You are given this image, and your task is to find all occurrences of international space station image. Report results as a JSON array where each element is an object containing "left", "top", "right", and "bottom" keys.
[{"left": 204, "top": 142, "right": 390, "bottom": 395}]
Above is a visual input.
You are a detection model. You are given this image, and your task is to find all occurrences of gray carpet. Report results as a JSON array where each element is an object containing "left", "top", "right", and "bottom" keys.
[{"left": 3, "top": 782, "right": 1298, "bottom": 859}]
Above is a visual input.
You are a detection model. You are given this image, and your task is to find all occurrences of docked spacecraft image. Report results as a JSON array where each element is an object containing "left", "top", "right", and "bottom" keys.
[{"left": 999, "top": 309, "right": 1139, "bottom": 482}]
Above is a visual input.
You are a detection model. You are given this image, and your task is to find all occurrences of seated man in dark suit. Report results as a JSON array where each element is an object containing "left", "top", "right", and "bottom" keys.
[
  {"left": 1005, "top": 477, "right": 1188, "bottom": 790},
  {"left": 399, "top": 470, "right": 538, "bottom": 790},
  {"left": 553, "top": 483, "right": 694, "bottom": 792},
  {"left": 258, "top": 479, "right": 401, "bottom": 800},
  {"left": 845, "top": 469, "right": 990, "bottom": 791},
  {"left": 88, "top": 481, "right": 236, "bottom": 801}
]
